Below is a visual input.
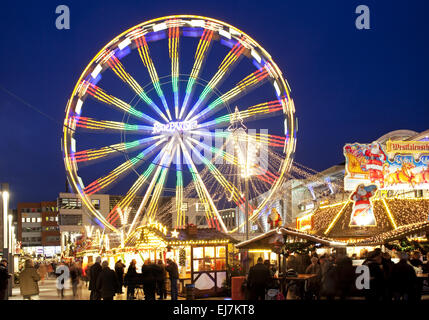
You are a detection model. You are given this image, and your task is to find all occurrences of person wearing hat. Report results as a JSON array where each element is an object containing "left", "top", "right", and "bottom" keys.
[{"left": 0, "top": 259, "right": 12, "bottom": 300}]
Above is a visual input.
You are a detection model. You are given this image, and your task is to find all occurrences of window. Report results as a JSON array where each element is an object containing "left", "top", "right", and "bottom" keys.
[
  {"left": 49, "top": 217, "right": 55, "bottom": 222},
  {"left": 55, "top": 217, "right": 58, "bottom": 222},
  {"left": 37, "top": 218, "right": 42, "bottom": 223},
  {"left": 181, "top": 202, "right": 188, "bottom": 211},
  {"left": 59, "top": 214, "right": 82, "bottom": 226},
  {"left": 58, "top": 198, "right": 82, "bottom": 209},
  {"left": 22, "top": 218, "right": 25, "bottom": 223},
  {"left": 196, "top": 203, "right": 207, "bottom": 212},
  {"left": 26, "top": 218, "right": 31, "bottom": 223},
  {"left": 192, "top": 246, "right": 227, "bottom": 272},
  {"left": 31, "top": 218, "right": 36, "bottom": 223},
  {"left": 195, "top": 215, "right": 206, "bottom": 226},
  {"left": 91, "top": 199, "right": 100, "bottom": 209}
]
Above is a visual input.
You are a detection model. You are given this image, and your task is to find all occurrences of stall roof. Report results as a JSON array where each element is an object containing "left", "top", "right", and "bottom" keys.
[
  {"left": 352, "top": 221, "right": 429, "bottom": 246},
  {"left": 166, "top": 227, "right": 238, "bottom": 243},
  {"left": 236, "top": 227, "right": 346, "bottom": 250}
]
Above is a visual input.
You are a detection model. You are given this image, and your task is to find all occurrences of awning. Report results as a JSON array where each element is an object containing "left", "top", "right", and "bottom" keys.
[{"left": 236, "top": 227, "right": 347, "bottom": 250}]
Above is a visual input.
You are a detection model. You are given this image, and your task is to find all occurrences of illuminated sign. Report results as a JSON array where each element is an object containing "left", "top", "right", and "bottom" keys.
[
  {"left": 386, "top": 140, "right": 429, "bottom": 159},
  {"left": 344, "top": 141, "right": 429, "bottom": 191},
  {"left": 349, "top": 184, "right": 377, "bottom": 227},
  {"left": 296, "top": 213, "right": 314, "bottom": 231},
  {"left": 153, "top": 120, "right": 197, "bottom": 134}
]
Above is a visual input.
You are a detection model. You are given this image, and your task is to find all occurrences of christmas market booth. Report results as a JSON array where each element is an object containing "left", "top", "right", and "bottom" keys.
[
  {"left": 236, "top": 227, "right": 346, "bottom": 272},
  {"left": 78, "top": 222, "right": 238, "bottom": 298}
]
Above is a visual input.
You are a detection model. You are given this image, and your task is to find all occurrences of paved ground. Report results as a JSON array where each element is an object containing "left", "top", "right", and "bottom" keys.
[
  {"left": 9, "top": 277, "right": 429, "bottom": 300},
  {"left": 9, "top": 277, "right": 188, "bottom": 300}
]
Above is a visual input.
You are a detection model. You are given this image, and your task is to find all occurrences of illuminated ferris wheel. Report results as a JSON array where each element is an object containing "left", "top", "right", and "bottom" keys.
[{"left": 62, "top": 15, "right": 296, "bottom": 239}]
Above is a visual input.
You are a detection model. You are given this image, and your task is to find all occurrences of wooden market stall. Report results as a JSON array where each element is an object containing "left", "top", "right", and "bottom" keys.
[{"left": 79, "top": 223, "right": 237, "bottom": 298}]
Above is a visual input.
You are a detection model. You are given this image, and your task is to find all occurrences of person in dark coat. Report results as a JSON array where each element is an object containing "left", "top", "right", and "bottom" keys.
[
  {"left": 154, "top": 260, "right": 167, "bottom": 300},
  {"left": 363, "top": 251, "right": 384, "bottom": 301},
  {"left": 391, "top": 252, "right": 417, "bottom": 301},
  {"left": 381, "top": 252, "right": 395, "bottom": 301},
  {"left": 247, "top": 257, "right": 271, "bottom": 300},
  {"left": 89, "top": 256, "right": 103, "bottom": 300},
  {"left": 141, "top": 259, "right": 156, "bottom": 300},
  {"left": 335, "top": 255, "right": 355, "bottom": 300},
  {"left": 115, "top": 259, "right": 126, "bottom": 294},
  {"left": 165, "top": 258, "right": 179, "bottom": 300},
  {"left": 409, "top": 251, "right": 424, "bottom": 301},
  {"left": 124, "top": 259, "right": 138, "bottom": 300},
  {"left": 96, "top": 261, "right": 119, "bottom": 300},
  {"left": 0, "top": 259, "right": 11, "bottom": 300}
]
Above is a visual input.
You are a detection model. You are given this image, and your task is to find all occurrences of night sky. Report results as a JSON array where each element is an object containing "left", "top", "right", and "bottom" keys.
[{"left": 1, "top": 0, "right": 428, "bottom": 208}]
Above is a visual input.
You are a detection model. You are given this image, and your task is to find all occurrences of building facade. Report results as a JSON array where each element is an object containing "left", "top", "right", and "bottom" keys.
[{"left": 17, "top": 201, "right": 61, "bottom": 257}]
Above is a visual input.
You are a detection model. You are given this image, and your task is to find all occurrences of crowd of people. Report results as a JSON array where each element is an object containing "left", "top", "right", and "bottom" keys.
[
  {"left": 0, "top": 256, "right": 180, "bottom": 300},
  {"left": 246, "top": 249, "right": 429, "bottom": 301},
  {"left": 87, "top": 257, "right": 179, "bottom": 300}
]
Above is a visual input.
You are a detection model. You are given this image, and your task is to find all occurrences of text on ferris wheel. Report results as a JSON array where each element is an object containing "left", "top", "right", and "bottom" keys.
[{"left": 152, "top": 120, "right": 198, "bottom": 134}]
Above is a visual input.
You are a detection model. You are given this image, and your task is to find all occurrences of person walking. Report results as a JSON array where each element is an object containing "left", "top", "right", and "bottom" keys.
[
  {"left": 124, "top": 259, "right": 138, "bottom": 300},
  {"left": 165, "top": 258, "right": 179, "bottom": 300},
  {"left": 0, "top": 259, "right": 11, "bottom": 300},
  {"left": 155, "top": 260, "right": 167, "bottom": 300},
  {"left": 55, "top": 261, "right": 67, "bottom": 299},
  {"left": 247, "top": 257, "right": 271, "bottom": 300},
  {"left": 70, "top": 262, "right": 81, "bottom": 299},
  {"left": 115, "top": 259, "right": 126, "bottom": 294},
  {"left": 19, "top": 259, "right": 41, "bottom": 300},
  {"left": 96, "top": 261, "right": 119, "bottom": 300},
  {"left": 89, "top": 256, "right": 103, "bottom": 300}
]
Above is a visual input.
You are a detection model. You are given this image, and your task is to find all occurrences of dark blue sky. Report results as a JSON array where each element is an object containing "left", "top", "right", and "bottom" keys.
[{"left": 1, "top": 0, "right": 428, "bottom": 207}]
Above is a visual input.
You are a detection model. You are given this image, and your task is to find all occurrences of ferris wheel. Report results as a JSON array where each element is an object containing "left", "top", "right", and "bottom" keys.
[{"left": 62, "top": 15, "right": 297, "bottom": 239}]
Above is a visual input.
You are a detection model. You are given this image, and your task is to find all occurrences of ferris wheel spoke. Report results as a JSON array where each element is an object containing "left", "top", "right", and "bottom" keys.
[
  {"left": 197, "top": 99, "right": 284, "bottom": 130},
  {"left": 175, "top": 146, "right": 185, "bottom": 227},
  {"left": 167, "top": 19, "right": 180, "bottom": 119},
  {"left": 185, "top": 41, "right": 245, "bottom": 121},
  {"left": 179, "top": 27, "right": 214, "bottom": 119},
  {"left": 81, "top": 80, "right": 157, "bottom": 124},
  {"left": 73, "top": 116, "right": 154, "bottom": 134},
  {"left": 180, "top": 137, "right": 228, "bottom": 232},
  {"left": 134, "top": 35, "right": 172, "bottom": 121},
  {"left": 190, "top": 65, "right": 272, "bottom": 122},
  {"left": 108, "top": 140, "right": 174, "bottom": 227},
  {"left": 106, "top": 54, "right": 170, "bottom": 122},
  {"left": 122, "top": 139, "right": 176, "bottom": 235},
  {"left": 73, "top": 135, "right": 163, "bottom": 163},
  {"left": 82, "top": 138, "right": 167, "bottom": 195},
  {"left": 145, "top": 152, "right": 175, "bottom": 221},
  {"left": 184, "top": 137, "right": 249, "bottom": 212}
]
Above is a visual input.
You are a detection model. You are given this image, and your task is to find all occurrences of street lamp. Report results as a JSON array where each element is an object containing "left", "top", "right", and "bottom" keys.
[
  {"left": 2, "top": 190, "right": 9, "bottom": 254},
  {"left": 8, "top": 214, "right": 12, "bottom": 252}
]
